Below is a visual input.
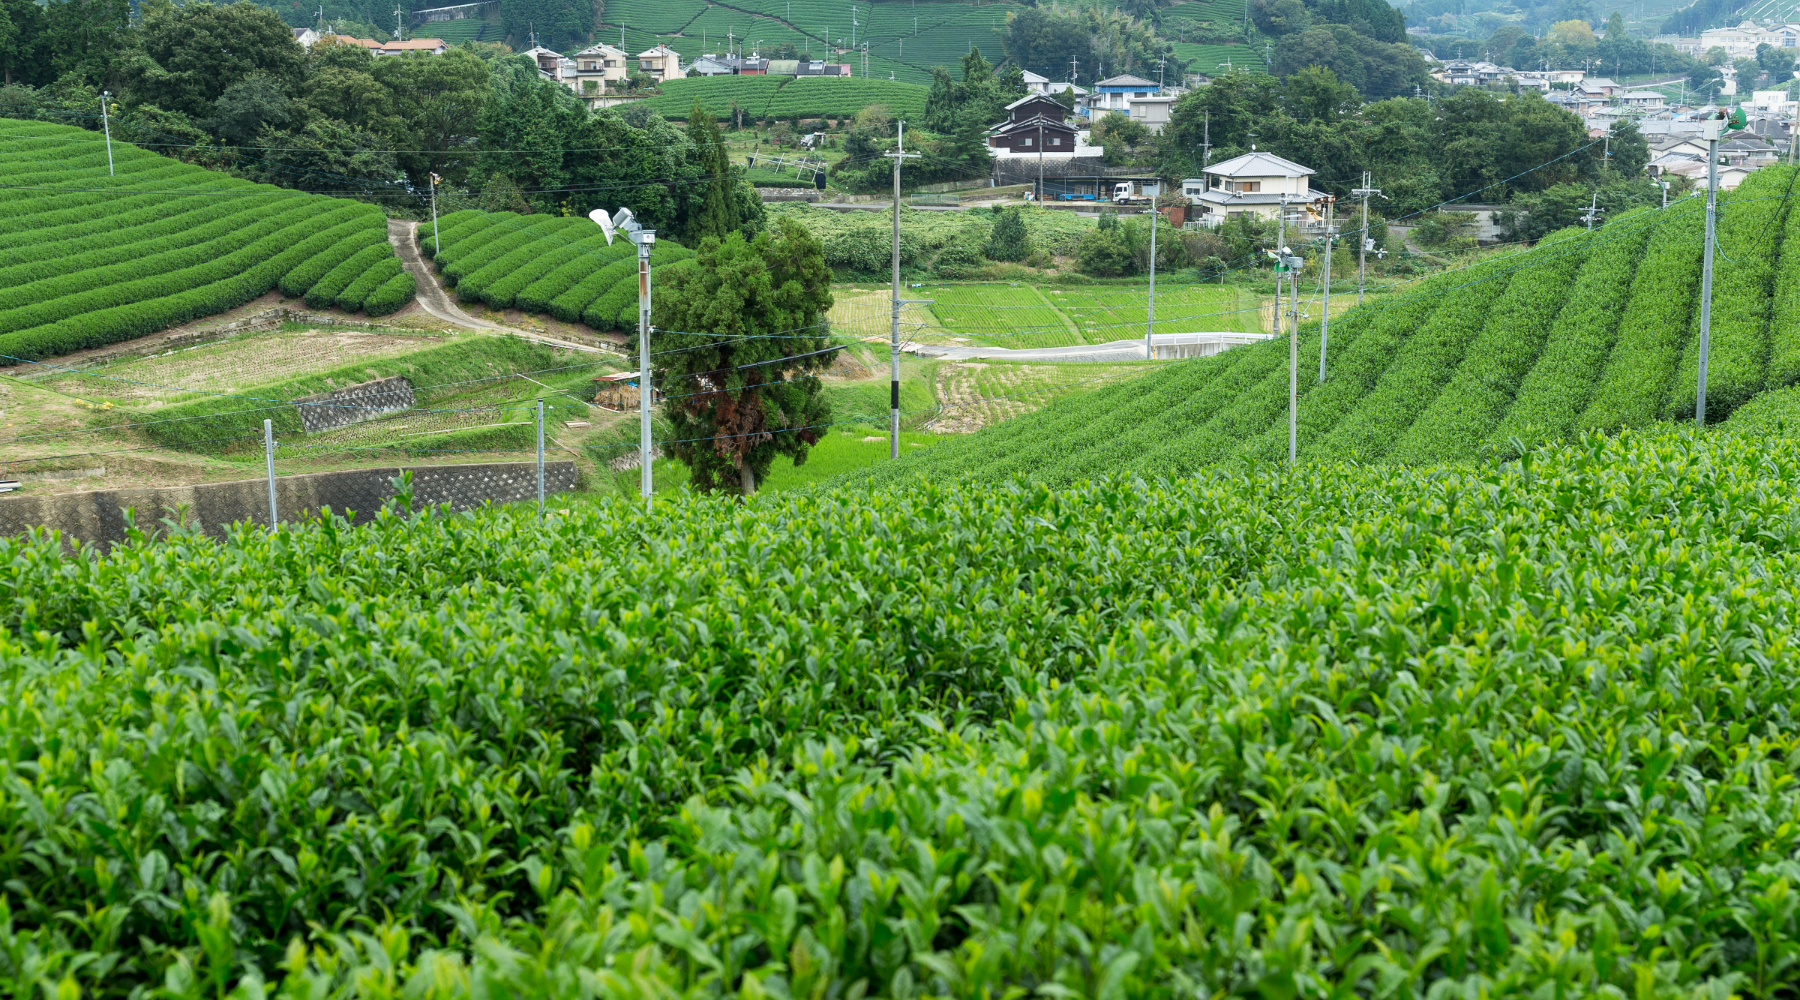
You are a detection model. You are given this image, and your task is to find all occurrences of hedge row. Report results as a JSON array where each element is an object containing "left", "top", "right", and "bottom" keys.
[
  {"left": 558, "top": 255, "right": 643, "bottom": 324},
  {"left": 1227, "top": 311, "right": 1377, "bottom": 465},
  {"left": 0, "top": 200, "right": 337, "bottom": 330},
  {"left": 1389, "top": 228, "right": 1590, "bottom": 464},
  {"left": 454, "top": 218, "right": 596, "bottom": 301},
  {"left": 0, "top": 196, "right": 259, "bottom": 276},
  {"left": 442, "top": 216, "right": 577, "bottom": 288},
  {"left": 278, "top": 225, "right": 390, "bottom": 298},
  {"left": 303, "top": 243, "right": 396, "bottom": 310},
  {"left": 0, "top": 216, "right": 375, "bottom": 362},
  {"left": 416, "top": 209, "right": 482, "bottom": 250},
  {"left": 0, "top": 199, "right": 299, "bottom": 300},
  {"left": 515, "top": 241, "right": 633, "bottom": 313},
  {"left": 431, "top": 212, "right": 525, "bottom": 271},
  {"left": 1311, "top": 260, "right": 1512, "bottom": 462},
  {"left": 0, "top": 193, "right": 217, "bottom": 261},
  {"left": 1769, "top": 179, "right": 1800, "bottom": 389},
  {"left": 0, "top": 166, "right": 216, "bottom": 237},
  {"left": 335, "top": 256, "right": 407, "bottom": 312},
  {"left": 1579, "top": 199, "right": 1704, "bottom": 432},
  {"left": 362, "top": 270, "right": 417, "bottom": 317},
  {"left": 1491, "top": 207, "right": 1656, "bottom": 450},
  {"left": 1144, "top": 321, "right": 1330, "bottom": 470},
  {"left": 1665, "top": 165, "right": 1797, "bottom": 421},
  {"left": 484, "top": 233, "right": 624, "bottom": 310}
]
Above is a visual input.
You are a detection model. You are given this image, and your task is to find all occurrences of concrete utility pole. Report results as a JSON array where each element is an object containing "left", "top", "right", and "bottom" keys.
[
  {"left": 1581, "top": 192, "right": 1602, "bottom": 230},
  {"left": 1146, "top": 192, "right": 1158, "bottom": 361},
  {"left": 885, "top": 122, "right": 920, "bottom": 460},
  {"left": 1201, "top": 110, "right": 1212, "bottom": 168},
  {"left": 1276, "top": 193, "right": 1295, "bottom": 463},
  {"left": 99, "top": 91, "right": 114, "bottom": 176},
  {"left": 1319, "top": 195, "right": 1334, "bottom": 383},
  {"left": 1351, "top": 172, "right": 1383, "bottom": 305},
  {"left": 535, "top": 399, "right": 545, "bottom": 518},
  {"left": 263, "top": 419, "right": 278, "bottom": 528},
  {"left": 1697, "top": 113, "right": 1724, "bottom": 426},
  {"left": 428, "top": 172, "right": 441, "bottom": 254}
]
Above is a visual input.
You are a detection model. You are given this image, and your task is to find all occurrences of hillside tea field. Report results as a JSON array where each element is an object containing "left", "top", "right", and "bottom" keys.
[
  {"left": 0, "top": 120, "right": 413, "bottom": 362},
  {"left": 7, "top": 426, "right": 1800, "bottom": 997}
]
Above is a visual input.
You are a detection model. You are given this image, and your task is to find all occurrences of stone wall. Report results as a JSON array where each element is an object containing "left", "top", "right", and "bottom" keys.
[
  {"left": 0, "top": 461, "right": 577, "bottom": 550},
  {"left": 295, "top": 376, "right": 415, "bottom": 433}
]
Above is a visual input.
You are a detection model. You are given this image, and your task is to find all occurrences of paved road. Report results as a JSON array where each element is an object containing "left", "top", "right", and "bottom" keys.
[
  {"left": 911, "top": 333, "right": 1268, "bottom": 363},
  {"left": 386, "top": 219, "right": 607, "bottom": 355}
]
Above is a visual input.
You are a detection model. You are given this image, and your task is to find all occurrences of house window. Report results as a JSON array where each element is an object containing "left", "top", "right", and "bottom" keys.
[
  {"left": 1050, "top": 137, "right": 1061, "bottom": 146},
  {"left": 1233, "top": 181, "right": 1261, "bottom": 193},
  {"left": 1021, "top": 136, "right": 1033, "bottom": 147}
]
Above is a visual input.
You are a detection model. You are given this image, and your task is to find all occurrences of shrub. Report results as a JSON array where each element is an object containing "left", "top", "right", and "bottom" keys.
[
  {"left": 304, "top": 243, "right": 397, "bottom": 310},
  {"left": 983, "top": 206, "right": 1032, "bottom": 262},
  {"left": 334, "top": 256, "right": 407, "bottom": 312},
  {"left": 277, "top": 225, "right": 391, "bottom": 298},
  {"left": 1075, "top": 228, "right": 1130, "bottom": 277},
  {"left": 1579, "top": 199, "right": 1705, "bottom": 432},
  {"left": 361, "top": 270, "right": 417, "bottom": 316}
]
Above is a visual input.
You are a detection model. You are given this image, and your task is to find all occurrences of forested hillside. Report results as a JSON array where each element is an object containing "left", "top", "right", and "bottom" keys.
[{"left": 847, "top": 167, "right": 1800, "bottom": 486}]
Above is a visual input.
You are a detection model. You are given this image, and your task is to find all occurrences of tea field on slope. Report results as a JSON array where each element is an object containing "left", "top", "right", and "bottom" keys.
[
  {"left": 847, "top": 166, "right": 1800, "bottom": 486},
  {"left": 8, "top": 425, "right": 1800, "bottom": 996},
  {"left": 0, "top": 120, "right": 414, "bottom": 363}
]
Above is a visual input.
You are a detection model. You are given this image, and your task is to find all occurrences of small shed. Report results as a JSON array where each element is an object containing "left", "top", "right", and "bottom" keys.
[{"left": 591, "top": 371, "right": 661, "bottom": 411}]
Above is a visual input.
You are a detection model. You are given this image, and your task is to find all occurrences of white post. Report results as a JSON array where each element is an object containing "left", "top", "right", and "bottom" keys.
[
  {"left": 638, "top": 231, "right": 655, "bottom": 504},
  {"left": 1145, "top": 193, "right": 1157, "bottom": 360},
  {"left": 100, "top": 91, "right": 115, "bottom": 177},
  {"left": 263, "top": 419, "right": 278, "bottom": 528},
  {"left": 1319, "top": 197, "right": 1333, "bottom": 382},
  {"left": 429, "top": 172, "right": 441, "bottom": 255},
  {"left": 1697, "top": 130, "right": 1719, "bottom": 426},
  {"left": 536, "top": 398, "right": 545, "bottom": 517}
]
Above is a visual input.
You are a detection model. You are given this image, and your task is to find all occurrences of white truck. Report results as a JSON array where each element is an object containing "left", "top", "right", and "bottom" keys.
[{"left": 1112, "top": 181, "right": 1149, "bottom": 205}]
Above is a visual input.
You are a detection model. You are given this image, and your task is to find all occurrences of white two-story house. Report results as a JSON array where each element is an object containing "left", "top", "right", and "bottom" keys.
[{"left": 1185, "top": 151, "right": 1331, "bottom": 230}]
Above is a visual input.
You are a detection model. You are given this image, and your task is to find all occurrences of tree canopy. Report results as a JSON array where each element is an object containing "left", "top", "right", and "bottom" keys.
[{"left": 652, "top": 218, "right": 836, "bottom": 495}]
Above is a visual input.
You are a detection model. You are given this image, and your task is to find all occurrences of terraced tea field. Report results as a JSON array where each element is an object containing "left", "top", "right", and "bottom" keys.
[{"left": 0, "top": 120, "right": 413, "bottom": 363}]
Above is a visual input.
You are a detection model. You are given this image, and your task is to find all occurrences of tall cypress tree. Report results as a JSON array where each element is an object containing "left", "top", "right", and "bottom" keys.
[{"left": 685, "top": 99, "right": 737, "bottom": 246}]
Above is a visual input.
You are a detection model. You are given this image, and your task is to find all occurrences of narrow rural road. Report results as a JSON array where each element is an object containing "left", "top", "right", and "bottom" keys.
[
  {"left": 386, "top": 219, "right": 605, "bottom": 354},
  {"left": 911, "top": 333, "right": 1272, "bottom": 363}
]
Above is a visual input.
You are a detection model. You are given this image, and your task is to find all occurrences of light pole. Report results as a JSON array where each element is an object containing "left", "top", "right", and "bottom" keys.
[
  {"left": 1318, "top": 195, "right": 1334, "bottom": 382},
  {"left": 1697, "top": 109, "right": 1733, "bottom": 425},
  {"left": 1145, "top": 191, "right": 1157, "bottom": 361},
  {"left": 588, "top": 205, "right": 655, "bottom": 505},
  {"left": 100, "top": 91, "right": 114, "bottom": 176}
]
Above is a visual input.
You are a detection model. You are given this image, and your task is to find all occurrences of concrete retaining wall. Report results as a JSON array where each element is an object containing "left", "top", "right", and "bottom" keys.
[
  {"left": 0, "top": 461, "right": 576, "bottom": 550},
  {"left": 295, "top": 376, "right": 415, "bottom": 433}
]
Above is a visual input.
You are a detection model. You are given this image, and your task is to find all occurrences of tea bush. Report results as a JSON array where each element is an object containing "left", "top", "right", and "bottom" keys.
[{"left": 9, "top": 428, "right": 1800, "bottom": 998}]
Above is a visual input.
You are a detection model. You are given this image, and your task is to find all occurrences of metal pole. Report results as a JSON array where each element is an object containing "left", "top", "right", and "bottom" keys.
[
  {"left": 1289, "top": 258, "right": 1299, "bottom": 464},
  {"left": 638, "top": 232, "right": 655, "bottom": 504},
  {"left": 891, "top": 124, "right": 902, "bottom": 459},
  {"left": 1697, "top": 135, "right": 1718, "bottom": 426},
  {"left": 263, "top": 419, "right": 278, "bottom": 528},
  {"left": 430, "top": 173, "right": 441, "bottom": 255},
  {"left": 1319, "top": 197, "right": 1333, "bottom": 383},
  {"left": 1146, "top": 193, "right": 1156, "bottom": 360},
  {"left": 885, "top": 123, "right": 918, "bottom": 459},
  {"left": 100, "top": 92, "right": 114, "bottom": 177},
  {"left": 536, "top": 398, "right": 545, "bottom": 518}
]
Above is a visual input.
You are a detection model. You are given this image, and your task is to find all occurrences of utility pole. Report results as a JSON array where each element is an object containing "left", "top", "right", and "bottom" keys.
[
  {"left": 1319, "top": 196, "right": 1334, "bottom": 383},
  {"left": 428, "top": 172, "right": 441, "bottom": 254},
  {"left": 851, "top": 4, "right": 856, "bottom": 48},
  {"left": 1277, "top": 194, "right": 1299, "bottom": 464},
  {"left": 1037, "top": 118, "right": 1045, "bottom": 202},
  {"left": 1146, "top": 192, "right": 1158, "bottom": 361},
  {"left": 1580, "top": 192, "right": 1602, "bottom": 230},
  {"left": 263, "top": 418, "right": 278, "bottom": 529},
  {"left": 535, "top": 399, "right": 545, "bottom": 519},
  {"left": 1351, "top": 172, "right": 1382, "bottom": 305},
  {"left": 1697, "top": 112, "right": 1725, "bottom": 425},
  {"left": 1201, "top": 110, "right": 1212, "bottom": 167},
  {"left": 395, "top": 3, "right": 404, "bottom": 39},
  {"left": 630, "top": 222, "right": 657, "bottom": 506},
  {"left": 885, "top": 122, "right": 920, "bottom": 460},
  {"left": 99, "top": 91, "right": 114, "bottom": 176}
]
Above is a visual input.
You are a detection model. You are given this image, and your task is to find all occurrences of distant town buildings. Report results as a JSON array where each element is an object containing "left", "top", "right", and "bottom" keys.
[{"left": 1698, "top": 20, "right": 1800, "bottom": 60}]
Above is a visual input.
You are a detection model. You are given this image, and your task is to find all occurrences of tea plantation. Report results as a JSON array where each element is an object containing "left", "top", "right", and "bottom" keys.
[
  {"left": 852, "top": 167, "right": 1800, "bottom": 487},
  {"left": 10, "top": 422, "right": 1800, "bottom": 997},
  {"left": 0, "top": 121, "right": 414, "bottom": 362},
  {"left": 418, "top": 209, "right": 695, "bottom": 329}
]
